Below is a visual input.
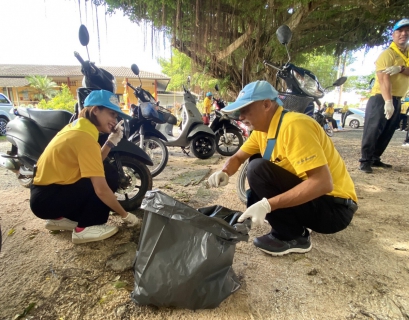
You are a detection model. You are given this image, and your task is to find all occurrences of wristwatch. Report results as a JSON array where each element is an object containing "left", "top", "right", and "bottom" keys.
[
  {"left": 400, "top": 66, "right": 406, "bottom": 73},
  {"left": 105, "top": 140, "right": 116, "bottom": 148}
]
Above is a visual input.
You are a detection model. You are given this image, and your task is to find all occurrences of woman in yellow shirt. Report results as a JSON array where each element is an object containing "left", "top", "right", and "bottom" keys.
[{"left": 324, "top": 102, "right": 338, "bottom": 131}]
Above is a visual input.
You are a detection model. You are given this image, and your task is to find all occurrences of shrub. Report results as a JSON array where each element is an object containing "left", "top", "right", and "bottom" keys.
[{"left": 37, "top": 84, "right": 76, "bottom": 113}]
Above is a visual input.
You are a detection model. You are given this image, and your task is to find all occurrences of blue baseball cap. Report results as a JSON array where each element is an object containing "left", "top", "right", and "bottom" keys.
[
  {"left": 393, "top": 18, "right": 409, "bottom": 31},
  {"left": 222, "top": 81, "right": 283, "bottom": 117},
  {"left": 84, "top": 89, "right": 132, "bottom": 120}
]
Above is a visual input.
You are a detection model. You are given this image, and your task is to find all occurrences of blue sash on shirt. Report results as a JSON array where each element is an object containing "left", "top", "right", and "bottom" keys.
[{"left": 263, "top": 110, "right": 288, "bottom": 160}]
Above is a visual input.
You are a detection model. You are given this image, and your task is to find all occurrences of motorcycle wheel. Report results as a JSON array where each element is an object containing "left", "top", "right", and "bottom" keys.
[
  {"left": 112, "top": 155, "right": 152, "bottom": 211},
  {"left": 215, "top": 128, "right": 244, "bottom": 156},
  {"left": 190, "top": 134, "right": 216, "bottom": 159},
  {"left": 323, "top": 124, "right": 334, "bottom": 137},
  {"left": 236, "top": 160, "right": 249, "bottom": 204},
  {"left": 17, "top": 174, "right": 33, "bottom": 188},
  {"left": 132, "top": 136, "right": 168, "bottom": 178}
]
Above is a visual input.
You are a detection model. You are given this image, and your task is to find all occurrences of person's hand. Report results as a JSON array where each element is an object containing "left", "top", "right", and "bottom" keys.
[
  {"left": 122, "top": 212, "right": 139, "bottom": 227},
  {"left": 237, "top": 198, "right": 271, "bottom": 228},
  {"left": 207, "top": 171, "right": 229, "bottom": 187},
  {"left": 384, "top": 100, "right": 394, "bottom": 120},
  {"left": 383, "top": 66, "right": 401, "bottom": 76},
  {"left": 107, "top": 120, "right": 124, "bottom": 146}
]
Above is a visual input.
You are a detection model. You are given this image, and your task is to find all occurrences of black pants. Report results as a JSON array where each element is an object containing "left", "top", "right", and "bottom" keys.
[
  {"left": 397, "top": 114, "right": 408, "bottom": 130},
  {"left": 247, "top": 158, "right": 355, "bottom": 241},
  {"left": 360, "top": 94, "right": 401, "bottom": 163},
  {"left": 341, "top": 111, "right": 352, "bottom": 128},
  {"left": 30, "top": 162, "right": 119, "bottom": 228}
]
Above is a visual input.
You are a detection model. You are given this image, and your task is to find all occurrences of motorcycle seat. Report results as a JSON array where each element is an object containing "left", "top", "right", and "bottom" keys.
[{"left": 17, "top": 108, "right": 73, "bottom": 130}]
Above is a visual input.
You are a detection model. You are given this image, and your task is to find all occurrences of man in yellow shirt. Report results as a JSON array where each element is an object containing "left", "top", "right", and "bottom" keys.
[
  {"left": 202, "top": 92, "right": 213, "bottom": 124},
  {"left": 397, "top": 97, "right": 409, "bottom": 131},
  {"left": 359, "top": 18, "right": 409, "bottom": 173},
  {"left": 207, "top": 81, "right": 357, "bottom": 256}
]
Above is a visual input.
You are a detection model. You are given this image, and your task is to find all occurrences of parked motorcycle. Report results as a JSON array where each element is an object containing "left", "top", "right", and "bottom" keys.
[
  {"left": 235, "top": 25, "right": 347, "bottom": 204},
  {"left": 210, "top": 84, "right": 244, "bottom": 156},
  {"left": 0, "top": 24, "right": 153, "bottom": 211},
  {"left": 156, "top": 77, "right": 216, "bottom": 159},
  {"left": 126, "top": 64, "right": 177, "bottom": 177},
  {"left": 313, "top": 108, "right": 334, "bottom": 137}
]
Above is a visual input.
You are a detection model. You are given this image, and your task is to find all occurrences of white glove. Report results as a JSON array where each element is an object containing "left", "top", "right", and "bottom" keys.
[
  {"left": 383, "top": 66, "right": 401, "bottom": 76},
  {"left": 122, "top": 212, "right": 139, "bottom": 227},
  {"left": 107, "top": 120, "right": 124, "bottom": 146},
  {"left": 237, "top": 198, "right": 271, "bottom": 228},
  {"left": 207, "top": 171, "right": 229, "bottom": 187},
  {"left": 384, "top": 100, "right": 394, "bottom": 120}
]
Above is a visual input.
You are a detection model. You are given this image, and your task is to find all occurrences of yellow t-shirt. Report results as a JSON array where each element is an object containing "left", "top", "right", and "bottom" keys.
[
  {"left": 371, "top": 47, "right": 409, "bottom": 97},
  {"left": 324, "top": 106, "right": 334, "bottom": 117},
  {"left": 240, "top": 107, "right": 357, "bottom": 202},
  {"left": 203, "top": 97, "right": 212, "bottom": 114},
  {"left": 33, "top": 118, "right": 104, "bottom": 185},
  {"left": 401, "top": 102, "right": 409, "bottom": 114}
]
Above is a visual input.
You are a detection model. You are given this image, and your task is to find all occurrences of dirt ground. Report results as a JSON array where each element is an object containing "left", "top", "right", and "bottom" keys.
[{"left": 1, "top": 128, "right": 409, "bottom": 320}]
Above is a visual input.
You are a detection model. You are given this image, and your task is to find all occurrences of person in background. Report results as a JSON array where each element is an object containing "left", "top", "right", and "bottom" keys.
[
  {"left": 359, "top": 19, "right": 409, "bottom": 173},
  {"left": 324, "top": 102, "right": 338, "bottom": 131},
  {"left": 401, "top": 97, "right": 409, "bottom": 146},
  {"left": 341, "top": 101, "right": 352, "bottom": 128},
  {"left": 30, "top": 90, "right": 139, "bottom": 244},
  {"left": 397, "top": 97, "right": 409, "bottom": 131},
  {"left": 203, "top": 92, "right": 213, "bottom": 125},
  {"left": 207, "top": 80, "right": 357, "bottom": 256}
]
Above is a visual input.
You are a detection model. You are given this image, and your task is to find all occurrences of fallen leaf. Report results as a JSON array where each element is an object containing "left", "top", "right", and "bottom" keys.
[
  {"left": 13, "top": 302, "right": 35, "bottom": 319},
  {"left": 113, "top": 281, "right": 127, "bottom": 289},
  {"left": 8, "top": 229, "right": 16, "bottom": 236}
]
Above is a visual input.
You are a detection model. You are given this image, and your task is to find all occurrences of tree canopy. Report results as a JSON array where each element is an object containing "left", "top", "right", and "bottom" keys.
[{"left": 90, "top": 0, "right": 408, "bottom": 94}]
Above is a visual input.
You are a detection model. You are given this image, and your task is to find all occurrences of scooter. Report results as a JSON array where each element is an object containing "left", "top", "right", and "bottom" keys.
[
  {"left": 126, "top": 64, "right": 177, "bottom": 177},
  {"left": 210, "top": 84, "right": 244, "bottom": 156},
  {"left": 156, "top": 77, "right": 216, "bottom": 159},
  {"left": 0, "top": 25, "right": 153, "bottom": 211},
  {"left": 235, "top": 25, "right": 347, "bottom": 204}
]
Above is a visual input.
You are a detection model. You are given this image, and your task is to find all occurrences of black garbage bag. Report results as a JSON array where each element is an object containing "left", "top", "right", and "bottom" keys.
[{"left": 131, "top": 190, "right": 250, "bottom": 310}]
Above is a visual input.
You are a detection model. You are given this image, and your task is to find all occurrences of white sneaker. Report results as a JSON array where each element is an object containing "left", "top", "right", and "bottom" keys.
[
  {"left": 45, "top": 218, "right": 78, "bottom": 231},
  {"left": 72, "top": 224, "right": 118, "bottom": 244},
  {"left": 402, "top": 143, "right": 409, "bottom": 147}
]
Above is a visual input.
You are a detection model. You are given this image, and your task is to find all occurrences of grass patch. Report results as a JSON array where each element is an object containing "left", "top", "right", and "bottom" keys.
[{"left": 0, "top": 136, "right": 6, "bottom": 141}]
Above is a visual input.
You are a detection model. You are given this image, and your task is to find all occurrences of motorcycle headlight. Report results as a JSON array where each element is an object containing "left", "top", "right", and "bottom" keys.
[{"left": 291, "top": 69, "right": 323, "bottom": 98}]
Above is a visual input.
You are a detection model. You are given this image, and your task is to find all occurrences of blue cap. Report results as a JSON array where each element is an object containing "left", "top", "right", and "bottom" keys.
[
  {"left": 84, "top": 90, "right": 132, "bottom": 120},
  {"left": 393, "top": 18, "right": 409, "bottom": 31},
  {"left": 206, "top": 92, "right": 213, "bottom": 97},
  {"left": 222, "top": 81, "right": 283, "bottom": 114}
]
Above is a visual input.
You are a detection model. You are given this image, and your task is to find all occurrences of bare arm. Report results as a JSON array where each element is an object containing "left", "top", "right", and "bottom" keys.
[
  {"left": 101, "top": 143, "right": 111, "bottom": 160},
  {"left": 267, "top": 164, "right": 333, "bottom": 211},
  {"left": 221, "top": 149, "right": 251, "bottom": 176},
  {"left": 377, "top": 71, "right": 392, "bottom": 101},
  {"left": 90, "top": 176, "right": 128, "bottom": 218}
]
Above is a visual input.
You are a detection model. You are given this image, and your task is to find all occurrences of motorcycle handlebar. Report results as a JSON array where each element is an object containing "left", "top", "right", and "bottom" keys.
[
  {"left": 127, "top": 82, "right": 138, "bottom": 91},
  {"left": 74, "top": 51, "right": 85, "bottom": 66}
]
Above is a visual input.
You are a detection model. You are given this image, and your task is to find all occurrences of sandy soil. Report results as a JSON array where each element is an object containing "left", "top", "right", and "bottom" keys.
[{"left": 1, "top": 128, "right": 409, "bottom": 320}]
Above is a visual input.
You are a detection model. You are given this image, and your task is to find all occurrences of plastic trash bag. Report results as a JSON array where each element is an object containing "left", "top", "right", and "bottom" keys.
[{"left": 131, "top": 190, "right": 250, "bottom": 310}]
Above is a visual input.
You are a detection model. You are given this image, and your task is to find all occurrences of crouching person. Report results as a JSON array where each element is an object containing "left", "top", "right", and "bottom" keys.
[
  {"left": 207, "top": 81, "right": 358, "bottom": 256},
  {"left": 30, "top": 90, "right": 138, "bottom": 244}
]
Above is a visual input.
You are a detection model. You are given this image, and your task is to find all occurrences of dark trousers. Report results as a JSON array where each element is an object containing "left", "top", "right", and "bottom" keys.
[
  {"left": 341, "top": 111, "right": 352, "bottom": 128},
  {"left": 360, "top": 94, "right": 401, "bottom": 163},
  {"left": 247, "top": 158, "right": 355, "bottom": 241},
  {"left": 30, "top": 162, "right": 119, "bottom": 228},
  {"left": 397, "top": 114, "right": 408, "bottom": 130}
]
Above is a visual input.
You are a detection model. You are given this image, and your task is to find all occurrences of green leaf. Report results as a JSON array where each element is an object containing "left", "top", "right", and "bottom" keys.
[
  {"left": 14, "top": 302, "right": 35, "bottom": 319},
  {"left": 8, "top": 229, "right": 16, "bottom": 236},
  {"left": 113, "top": 281, "right": 127, "bottom": 289}
]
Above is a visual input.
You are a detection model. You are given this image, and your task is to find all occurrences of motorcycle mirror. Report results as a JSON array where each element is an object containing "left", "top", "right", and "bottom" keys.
[
  {"left": 333, "top": 76, "right": 347, "bottom": 87},
  {"left": 276, "top": 25, "right": 292, "bottom": 45},
  {"left": 131, "top": 64, "right": 140, "bottom": 76},
  {"left": 215, "top": 84, "right": 220, "bottom": 91},
  {"left": 79, "top": 25, "right": 90, "bottom": 46}
]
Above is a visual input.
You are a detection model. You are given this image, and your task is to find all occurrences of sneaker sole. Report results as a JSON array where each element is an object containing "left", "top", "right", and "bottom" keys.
[
  {"left": 45, "top": 225, "right": 77, "bottom": 231},
  {"left": 257, "top": 244, "right": 312, "bottom": 256},
  {"left": 72, "top": 228, "right": 118, "bottom": 244}
]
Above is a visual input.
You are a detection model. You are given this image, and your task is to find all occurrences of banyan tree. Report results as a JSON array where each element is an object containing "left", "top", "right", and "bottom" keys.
[{"left": 87, "top": 0, "right": 408, "bottom": 94}]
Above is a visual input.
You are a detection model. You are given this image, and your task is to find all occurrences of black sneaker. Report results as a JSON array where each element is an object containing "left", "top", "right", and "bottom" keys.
[
  {"left": 359, "top": 162, "right": 373, "bottom": 173},
  {"left": 372, "top": 160, "right": 392, "bottom": 168},
  {"left": 253, "top": 233, "right": 312, "bottom": 256}
]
